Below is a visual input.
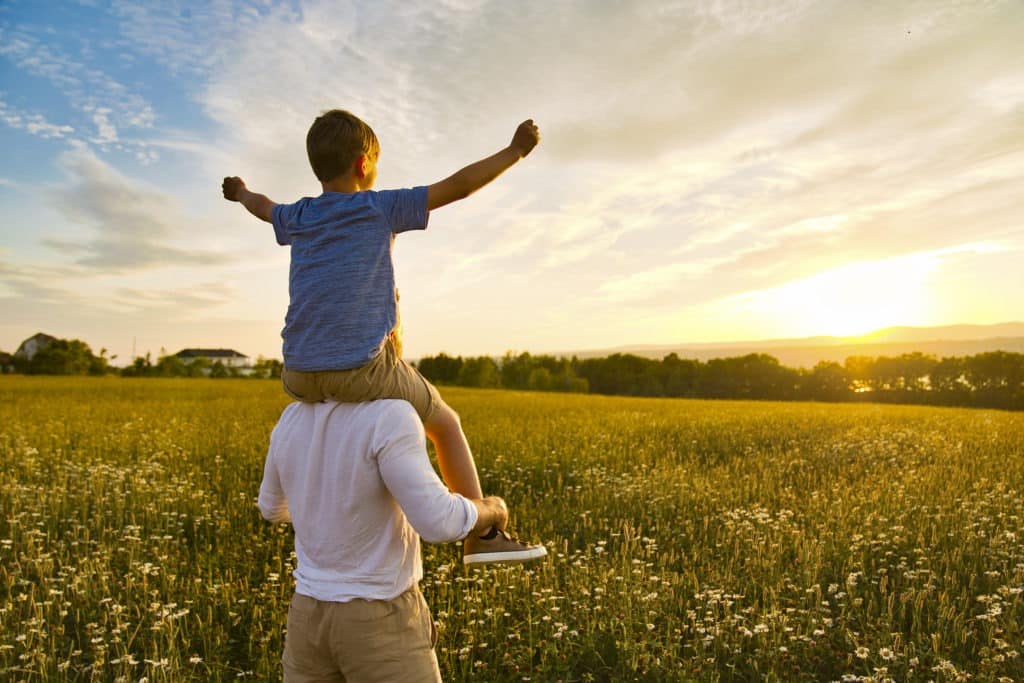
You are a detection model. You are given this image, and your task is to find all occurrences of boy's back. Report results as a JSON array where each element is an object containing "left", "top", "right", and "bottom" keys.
[{"left": 271, "top": 187, "right": 428, "bottom": 372}]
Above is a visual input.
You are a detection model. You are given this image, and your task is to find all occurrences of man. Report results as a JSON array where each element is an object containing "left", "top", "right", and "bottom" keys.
[{"left": 258, "top": 399, "right": 520, "bottom": 682}]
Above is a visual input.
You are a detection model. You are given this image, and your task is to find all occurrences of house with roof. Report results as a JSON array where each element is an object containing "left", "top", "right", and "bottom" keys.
[
  {"left": 175, "top": 348, "right": 251, "bottom": 369},
  {"left": 15, "top": 332, "right": 57, "bottom": 361}
]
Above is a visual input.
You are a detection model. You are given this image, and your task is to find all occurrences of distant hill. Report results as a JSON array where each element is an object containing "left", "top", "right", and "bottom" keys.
[{"left": 560, "top": 322, "right": 1024, "bottom": 369}]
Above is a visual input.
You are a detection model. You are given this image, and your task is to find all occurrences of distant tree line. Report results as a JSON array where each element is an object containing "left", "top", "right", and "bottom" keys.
[
  {"left": 415, "top": 350, "right": 1024, "bottom": 411},
  {"left": 5, "top": 337, "right": 1021, "bottom": 410},
  {"left": 120, "top": 351, "right": 282, "bottom": 379},
  {"left": 0, "top": 338, "right": 282, "bottom": 379}
]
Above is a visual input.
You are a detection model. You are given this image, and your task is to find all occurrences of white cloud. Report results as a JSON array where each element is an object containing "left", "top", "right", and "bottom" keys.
[
  {"left": 0, "top": 98, "right": 75, "bottom": 139},
  {"left": 0, "top": 23, "right": 154, "bottom": 146},
  {"left": 90, "top": 108, "right": 118, "bottom": 144},
  {"left": 43, "top": 147, "right": 231, "bottom": 271}
]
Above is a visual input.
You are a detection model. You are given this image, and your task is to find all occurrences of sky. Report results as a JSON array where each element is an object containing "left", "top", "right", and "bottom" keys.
[{"left": 1, "top": 0, "right": 1022, "bottom": 364}]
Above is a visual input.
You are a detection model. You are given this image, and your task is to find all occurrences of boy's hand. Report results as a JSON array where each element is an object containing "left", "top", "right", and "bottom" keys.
[
  {"left": 426, "top": 121, "right": 540, "bottom": 210},
  {"left": 222, "top": 176, "right": 277, "bottom": 223},
  {"left": 510, "top": 119, "right": 540, "bottom": 158},
  {"left": 222, "top": 176, "right": 247, "bottom": 202}
]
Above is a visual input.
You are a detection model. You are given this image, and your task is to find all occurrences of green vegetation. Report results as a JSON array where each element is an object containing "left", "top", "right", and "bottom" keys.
[
  {"left": 418, "top": 350, "right": 1024, "bottom": 410},
  {"left": 2, "top": 378, "right": 1023, "bottom": 681},
  {"left": 1, "top": 335, "right": 282, "bottom": 379},
  {"left": 5, "top": 339, "right": 112, "bottom": 376},
  {"left": 119, "top": 352, "right": 282, "bottom": 379}
]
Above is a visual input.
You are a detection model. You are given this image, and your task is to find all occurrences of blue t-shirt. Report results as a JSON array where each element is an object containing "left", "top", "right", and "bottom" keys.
[{"left": 271, "top": 187, "right": 429, "bottom": 371}]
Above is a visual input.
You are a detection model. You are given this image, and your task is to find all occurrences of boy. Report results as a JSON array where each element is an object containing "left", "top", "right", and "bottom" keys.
[{"left": 223, "top": 110, "right": 546, "bottom": 565}]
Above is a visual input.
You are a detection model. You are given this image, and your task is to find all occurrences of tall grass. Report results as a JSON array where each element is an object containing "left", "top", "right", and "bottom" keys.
[{"left": 2, "top": 376, "right": 1022, "bottom": 681}]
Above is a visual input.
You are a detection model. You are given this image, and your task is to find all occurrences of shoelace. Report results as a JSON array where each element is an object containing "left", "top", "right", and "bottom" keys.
[{"left": 479, "top": 526, "right": 526, "bottom": 544}]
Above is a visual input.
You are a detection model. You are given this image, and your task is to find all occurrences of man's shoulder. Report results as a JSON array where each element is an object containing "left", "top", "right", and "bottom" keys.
[
  {"left": 281, "top": 399, "right": 419, "bottom": 425},
  {"left": 360, "top": 399, "right": 421, "bottom": 427},
  {"left": 272, "top": 400, "right": 421, "bottom": 454}
]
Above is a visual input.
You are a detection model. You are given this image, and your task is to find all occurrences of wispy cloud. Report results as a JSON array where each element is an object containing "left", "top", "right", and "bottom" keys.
[
  {"left": 0, "top": 22, "right": 155, "bottom": 150},
  {"left": 110, "top": 282, "right": 234, "bottom": 316},
  {"left": 43, "top": 147, "right": 231, "bottom": 271},
  {"left": 0, "top": 259, "right": 86, "bottom": 304}
]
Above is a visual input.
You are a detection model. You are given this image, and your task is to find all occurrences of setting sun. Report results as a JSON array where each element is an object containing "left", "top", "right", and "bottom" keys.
[{"left": 725, "top": 253, "right": 941, "bottom": 338}]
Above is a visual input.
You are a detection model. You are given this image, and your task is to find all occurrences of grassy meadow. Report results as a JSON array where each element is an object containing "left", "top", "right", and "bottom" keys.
[{"left": 1, "top": 376, "right": 1023, "bottom": 682}]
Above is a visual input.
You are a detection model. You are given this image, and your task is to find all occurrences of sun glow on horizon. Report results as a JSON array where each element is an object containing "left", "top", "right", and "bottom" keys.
[{"left": 723, "top": 253, "right": 944, "bottom": 339}]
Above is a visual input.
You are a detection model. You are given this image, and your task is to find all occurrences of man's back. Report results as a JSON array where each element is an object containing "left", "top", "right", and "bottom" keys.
[{"left": 258, "top": 399, "right": 475, "bottom": 602}]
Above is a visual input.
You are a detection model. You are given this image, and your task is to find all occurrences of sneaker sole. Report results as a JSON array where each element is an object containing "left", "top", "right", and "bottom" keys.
[{"left": 463, "top": 546, "right": 548, "bottom": 565}]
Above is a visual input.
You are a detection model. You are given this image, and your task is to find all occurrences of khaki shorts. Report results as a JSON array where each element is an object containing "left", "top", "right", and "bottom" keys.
[
  {"left": 282, "top": 337, "right": 442, "bottom": 422},
  {"left": 283, "top": 586, "right": 440, "bottom": 683}
]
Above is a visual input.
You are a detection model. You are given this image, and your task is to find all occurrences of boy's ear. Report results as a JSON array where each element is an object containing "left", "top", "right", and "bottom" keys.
[{"left": 354, "top": 154, "right": 368, "bottom": 179}]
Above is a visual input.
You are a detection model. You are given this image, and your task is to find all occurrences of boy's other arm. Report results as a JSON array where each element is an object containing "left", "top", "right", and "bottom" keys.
[
  {"left": 427, "top": 119, "right": 540, "bottom": 211},
  {"left": 223, "top": 176, "right": 277, "bottom": 223}
]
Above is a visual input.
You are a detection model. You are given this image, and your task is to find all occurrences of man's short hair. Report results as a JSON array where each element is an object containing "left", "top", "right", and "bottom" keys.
[{"left": 306, "top": 110, "right": 380, "bottom": 183}]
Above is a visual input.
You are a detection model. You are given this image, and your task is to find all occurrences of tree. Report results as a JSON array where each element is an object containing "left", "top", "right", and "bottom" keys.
[
  {"left": 186, "top": 357, "right": 212, "bottom": 377},
  {"left": 23, "top": 338, "right": 102, "bottom": 375},
  {"left": 250, "top": 356, "right": 283, "bottom": 379},
  {"left": 91, "top": 348, "right": 113, "bottom": 375},
  {"left": 963, "top": 351, "right": 1024, "bottom": 409},
  {"left": 929, "top": 356, "right": 969, "bottom": 405},
  {"left": 803, "top": 361, "right": 852, "bottom": 402},
  {"left": 416, "top": 353, "right": 463, "bottom": 385},
  {"left": 527, "top": 366, "right": 553, "bottom": 391},
  {"left": 153, "top": 353, "right": 189, "bottom": 377},
  {"left": 457, "top": 356, "right": 500, "bottom": 388},
  {"left": 576, "top": 354, "right": 662, "bottom": 396},
  {"left": 662, "top": 353, "right": 700, "bottom": 397},
  {"left": 844, "top": 356, "right": 875, "bottom": 394},
  {"left": 500, "top": 352, "right": 535, "bottom": 389},
  {"left": 122, "top": 353, "right": 154, "bottom": 377}
]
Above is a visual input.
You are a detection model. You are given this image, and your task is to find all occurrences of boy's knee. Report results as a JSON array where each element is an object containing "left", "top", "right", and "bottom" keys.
[{"left": 426, "top": 401, "right": 460, "bottom": 433}]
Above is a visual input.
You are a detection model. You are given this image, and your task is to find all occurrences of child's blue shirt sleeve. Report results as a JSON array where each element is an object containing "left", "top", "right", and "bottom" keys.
[
  {"left": 376, "top": 186, "right": 430, "bottom": 234},
  {"left": 271, "top": 202, "right": 296, "bottom": 245}
]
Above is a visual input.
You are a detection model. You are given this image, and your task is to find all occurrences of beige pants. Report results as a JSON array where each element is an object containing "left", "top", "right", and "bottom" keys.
[
  {"left": 282, "top": 336, "right": 442, "bottom": 422},
  {"left": 283, "top": 586, "right": 440, "bottom": 683}
]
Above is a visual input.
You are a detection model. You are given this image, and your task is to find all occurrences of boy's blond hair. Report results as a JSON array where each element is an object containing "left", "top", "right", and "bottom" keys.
[{"left": 306, "top": 110, "right": 380, "bottom": 183}]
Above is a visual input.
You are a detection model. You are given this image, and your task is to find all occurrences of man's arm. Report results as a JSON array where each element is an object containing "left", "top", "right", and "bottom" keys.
[
  {"left": 223, "top": 176, "right": 277, "bottom": 223},
  {"left": 426, "top": 119, "right": 540, "bottom": 211},
  {"left": 377, "top": 408, "right": 495, "bottom": 543},
  {"left": 257, "top": 452, "right": 291, "bottom": 524}
]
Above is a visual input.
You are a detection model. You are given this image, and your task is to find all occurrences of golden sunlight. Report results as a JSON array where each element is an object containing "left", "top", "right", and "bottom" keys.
[{"left": 725, "top": 253, "right": 941, "bottom": 338}]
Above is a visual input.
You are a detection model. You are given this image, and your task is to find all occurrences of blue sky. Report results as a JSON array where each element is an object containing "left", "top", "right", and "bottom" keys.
[{"left": 1, "top": 0, "right": 1022, "bottom": 363}]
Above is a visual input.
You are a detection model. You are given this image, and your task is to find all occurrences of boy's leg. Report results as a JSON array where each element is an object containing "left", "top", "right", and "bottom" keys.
[
  {"left": 421, "top": 399, "right": 546, "bottom": 565},
  {"left": 281, "top": 368, "right": 326, "bottom": 402},
  {"left": 423, "top": 402, "right": 483, "bottom": 499},
  {"left": 317, "top": 337, "right": 545, "bottom": 564}
]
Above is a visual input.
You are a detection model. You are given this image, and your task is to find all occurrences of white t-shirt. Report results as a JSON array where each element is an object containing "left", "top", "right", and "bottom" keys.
[{"left": 258, "top": 400, "right": 478, "bottom": 602}]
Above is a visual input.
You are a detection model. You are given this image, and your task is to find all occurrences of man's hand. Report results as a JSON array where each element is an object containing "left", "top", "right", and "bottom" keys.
[
  {"left": 222, "top": 176, "right": 246, "bottom": 202},
  {"left": 471, "top": 495, "right": 509, "bottom": 534},
  {"left": 510, "top": 119, "right": 540, "bottom": 158}
]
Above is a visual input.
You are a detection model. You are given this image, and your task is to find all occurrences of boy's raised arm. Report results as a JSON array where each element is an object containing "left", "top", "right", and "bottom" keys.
[
  {"left": 427, "top": 119, "right": 540, "bottom": 211},
  {"left": 223, "top": 176, "right": 277, "bottom": 223}
]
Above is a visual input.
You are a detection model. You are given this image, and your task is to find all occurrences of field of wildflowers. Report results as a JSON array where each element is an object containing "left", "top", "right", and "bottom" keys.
[{"left": 2, "top": 376, "right": 1023, "bottom": 682}]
